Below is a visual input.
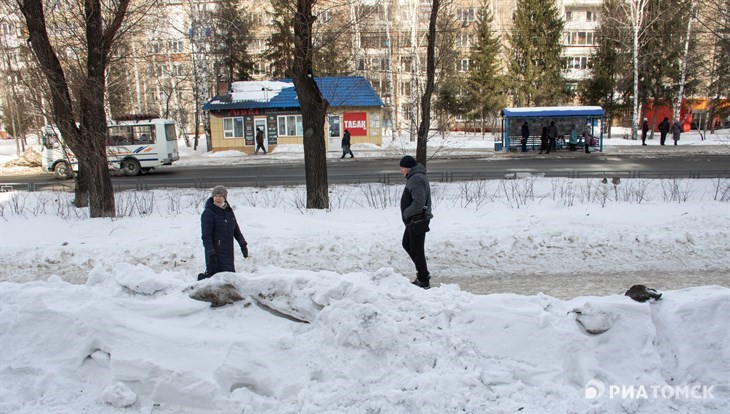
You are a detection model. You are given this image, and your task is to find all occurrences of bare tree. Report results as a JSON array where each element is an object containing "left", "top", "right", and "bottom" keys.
[
  {"left": 292, "top": 0, "right": 329, "bottom": 209},
  {"left": 18, "top": 0, "right": 131, "bottom": 217},
  {"left": 617, "top": 0, "right": 651, "bottom": 141},
  {"left": 415, "top": 0, "right": 441, "bottom": 166},
  {"left": 673, "top": 0, "right": 695, "bottom": 121}
]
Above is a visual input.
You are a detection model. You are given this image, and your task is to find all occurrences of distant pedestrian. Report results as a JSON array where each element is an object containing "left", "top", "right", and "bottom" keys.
[
  {"left": 199, "top": 185, "right": 248, "bottom": 280},
  {"left": 671, "top": 120, "right": 682, "bottom": 145},
  {"left": 547, "top": 121, "right": 558, "bottom": 151},
  {"left": 641, "top": 119, "right": 649, "bottom": 146},
  {"left": 658, "top": 117, "right": 670, "bottom": 146},
  {"left": 399, "top": 155, "right": 432, "bottom": 289},
  {"left": 341, "top": 129, "right": 354, "bottom": 158},
  {"left": 583, "top": 132, "right": 592, "bottom": 154},
  {"left": 255, "top": 128, "right": 266, "bottom": 154},
  {"left": 520, "top": 122, "right": 529, "bottom": 152},
  {"left": 568, "top": 124, "right": 578, "bottom": 151},
  {"left": 539, "top": 126, "right": 549, "bottom": 154}
]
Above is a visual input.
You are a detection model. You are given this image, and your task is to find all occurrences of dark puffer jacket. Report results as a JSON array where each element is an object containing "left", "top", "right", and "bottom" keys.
[
  {"left": 201, "top": 197, "right": 247, "bottom": 274},
  {"left": 400, "top": 163, "right": 433, "bottom": 223}
]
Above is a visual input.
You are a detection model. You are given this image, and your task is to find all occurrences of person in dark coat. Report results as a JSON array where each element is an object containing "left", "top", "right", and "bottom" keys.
[
  {"left": 539, "top": 126, "right": 549, "bottom": 154},
  {"left": 399, "top": 155, "right": 433, "bottom": 289},
  {"left": 200, "top": 185, "right": 248, "bottom": 279},
  {"left": 520, "top": 122, "right": 529, "bottom": 152},
  {"left": 641, "top": 118, "right": 649, "bottom": 145},
  {"left": 255, "top": 128, "right": 266, "bottom": 154},
  {"left": 340, "top": 129, "right": 354, "bottom": 158},
  {"left": 658, "top": 117, "right": 670, "bottom": 146},
  {"left": 547, "top": 121, "right": 558, "bottom": 151},
  {"left": 671, "top": 120, "right": 682, "bottom": 145}
]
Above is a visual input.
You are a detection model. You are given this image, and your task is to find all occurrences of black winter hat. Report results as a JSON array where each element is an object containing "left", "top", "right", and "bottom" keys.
[{"left": 399, "top": 155, "right": 417, "bottom": 168}]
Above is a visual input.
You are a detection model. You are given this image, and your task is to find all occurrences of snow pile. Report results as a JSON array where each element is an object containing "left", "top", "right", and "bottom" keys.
[
  {"left": 0, "top": 147, "right": 41, "bottom": 168},
  {"left": 1, "top": 267, "right": 728, "bottom": 413}
]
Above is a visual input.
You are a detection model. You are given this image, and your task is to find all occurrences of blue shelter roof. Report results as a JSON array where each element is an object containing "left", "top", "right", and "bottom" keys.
[
  {"left": 501, "top": 106, "right": 605, "bottom": 118},
  {"left": 203, "top": 76, "right": 383, "bottom": 111}
]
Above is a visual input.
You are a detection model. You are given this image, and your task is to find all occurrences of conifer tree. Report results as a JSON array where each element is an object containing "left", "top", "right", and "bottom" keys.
[
  {"left": 210, "top": 0, "right": 253, "bottom": 82},
  {"left": 578, "top": 0, "right": 630, "bottom": 137},
  {"left": 266, "top": 0, "right": 295, "bottom": 78},
  {"left": 464, "top": 0, "right": 506, "bottom": 131},
  {"left": 506, "top": 0, "right": 567, "bottom": 106},
  {"left": 640, "top": 0, "right": 686, "bottom": 124}
]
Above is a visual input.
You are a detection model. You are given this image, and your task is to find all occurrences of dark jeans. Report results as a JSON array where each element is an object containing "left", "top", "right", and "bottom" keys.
[
  {"left": 255, "top": 144, "right": 266, "bottom": 154},
  {"left": 660, "top": 133, "right": 667, "bottom": 145},
  {"left": 341, "top": 145, "right": 353, "bottom": 158},
  {"left": 402, "top": 225, "right": 429, "bottom": 280}
]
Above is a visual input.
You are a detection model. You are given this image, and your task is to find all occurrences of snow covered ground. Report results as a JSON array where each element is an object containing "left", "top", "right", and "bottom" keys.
[{"left": 0, "top": 128, "right": 729, "bottom": 413}]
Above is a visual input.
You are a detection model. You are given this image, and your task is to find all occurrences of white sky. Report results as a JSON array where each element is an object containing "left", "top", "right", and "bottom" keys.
[{"left": 0, "top": 129, "right": 728, "bottom": 413}]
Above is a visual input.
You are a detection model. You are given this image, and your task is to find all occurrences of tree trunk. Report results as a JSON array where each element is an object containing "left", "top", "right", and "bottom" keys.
[
  {"left": 292, "top": 0, "right": 329, "bottom": 209},
  {"left": 416, "top": 0, "right": 440, "bottom": 166},
  {"left": 74, "top": 165, "right": 89, "bottom": 208},
  {"left": 19, "top": 0, "right": 127, "bottom": 217},
  {"left": 674, "top": 1, "right": 694, "bottom": 121}
]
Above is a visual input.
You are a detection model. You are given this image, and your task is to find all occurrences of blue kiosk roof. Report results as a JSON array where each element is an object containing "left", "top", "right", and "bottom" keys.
[
  {"left": 501, "top": 106, "right": 605, "bottom": 118},
  {"left": 203, "top": 76, "right": 383, "bottom": 111}
]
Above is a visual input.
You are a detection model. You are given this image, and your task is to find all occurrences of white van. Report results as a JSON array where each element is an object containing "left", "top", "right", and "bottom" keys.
[{"left": 42, "top": 116, "right": 180, "bottom": 178}]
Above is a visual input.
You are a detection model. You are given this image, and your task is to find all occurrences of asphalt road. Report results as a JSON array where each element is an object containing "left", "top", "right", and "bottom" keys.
[{"left": 2, "top": 153, "right": 729, "bottom": 192}]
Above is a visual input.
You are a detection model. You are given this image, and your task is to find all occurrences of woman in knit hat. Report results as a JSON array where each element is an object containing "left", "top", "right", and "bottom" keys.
[{"left": 199, "top": 185, "right": 248, "bottom": 279}]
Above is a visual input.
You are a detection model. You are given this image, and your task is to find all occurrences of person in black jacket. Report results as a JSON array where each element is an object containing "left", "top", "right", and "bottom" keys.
[
  {"left": 547, "top": 121, "right": 558, "bottom": 151},
  {"left": 200, "top": 185, "right": 248, "bottom": 280},
  {"left": 399, "top": 155, "right": 433, "bottom": 289},
  {"left": 520, "top": 122, "right": 529, "bottom": 152},
  {"left": 658, "top": 117, "right": 670, "bottom": 146},
  {"left": 340, "top": 129, "right": 354, "bottom": 158},
  {"left": 255, "top": 128, "right": 266, "bottom": 154},
  {"left": 641, "top": 118, "right": 649, "bottom": 145}
]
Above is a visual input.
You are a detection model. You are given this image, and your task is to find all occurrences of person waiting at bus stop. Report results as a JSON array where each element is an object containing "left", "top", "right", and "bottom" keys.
[{"left": 199, "top": 185, "right": 248, "bottom": 280}]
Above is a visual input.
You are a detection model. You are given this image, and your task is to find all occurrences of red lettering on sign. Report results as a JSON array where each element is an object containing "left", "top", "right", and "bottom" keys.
[
  {"left": 210, "top": 109, "right": 262, "bottom": 117},
  {"left": 343, "top": 112, "right": 367, "bottom": 136}
]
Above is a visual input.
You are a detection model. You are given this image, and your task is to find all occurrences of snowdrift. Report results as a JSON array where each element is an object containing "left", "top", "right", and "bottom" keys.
[{"left": 1, "top": 265, "right": 728, "bottom": 413}]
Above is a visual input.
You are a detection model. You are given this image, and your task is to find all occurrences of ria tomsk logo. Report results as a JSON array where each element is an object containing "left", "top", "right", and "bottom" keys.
[{"left": 585, "top": 379, "right": 606, "bottom": 399}]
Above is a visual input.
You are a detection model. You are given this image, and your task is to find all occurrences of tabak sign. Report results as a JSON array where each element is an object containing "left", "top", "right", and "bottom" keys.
[{"left": 343, "top": 112, "right": 367, "bottom": 136}]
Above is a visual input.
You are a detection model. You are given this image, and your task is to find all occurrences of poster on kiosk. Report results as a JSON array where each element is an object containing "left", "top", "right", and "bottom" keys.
[{"left": 343, "top": 112, "right": 367, "bottom": 136}]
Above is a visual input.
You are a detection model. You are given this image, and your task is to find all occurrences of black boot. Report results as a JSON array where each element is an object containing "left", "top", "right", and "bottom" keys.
[{"left": 411, "top": 273, "right": 430, "bottom": 289}]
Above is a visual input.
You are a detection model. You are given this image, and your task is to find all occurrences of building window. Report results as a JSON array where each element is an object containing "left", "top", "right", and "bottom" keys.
[
  {"left": 565, "top": 56, "right": 589, "bottom": 70},
  {"left": 587, "top": 11, "right": 597, "bottom": 22},
  {"left": 402, "top": 104, "right": 412, "bottom": 120},
  {"left": 223, "top": 117, "right": 244, "bottom": 139},
  {"left": 567, "top": 31, "right": 595, "bottom": 45},
  {"left": 457, "top": 58, "right": 470, "bottom": 72},
  {"left": 457, "top": 8, "right": 475, "bottom": 23},
  {"left": 401, "top": 81, "right": 412, "bottom": 96},
  {"left": 278, "top": 115, "right": 303, "bottom": 136},
  {"left": 458, "top": 34, "right": 474, "bottom": 48},
  {"left": 565, "top": 11, "right": 573, "bottom": 22},
  {"left": 401, "top": 57, "right": 412, "bottom": 73}
]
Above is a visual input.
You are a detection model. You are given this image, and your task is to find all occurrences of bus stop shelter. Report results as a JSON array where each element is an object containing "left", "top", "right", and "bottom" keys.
[{"left": 499, "top": 106, "right": 605, "bottom": 152}]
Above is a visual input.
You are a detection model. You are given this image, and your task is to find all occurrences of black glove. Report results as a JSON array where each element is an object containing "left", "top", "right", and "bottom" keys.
[
  {"left": 207, "top": 254, "right": 218, "bottom": 271},
  {"left": 241, "top": 245, "right": 249, "bottom": 258}
]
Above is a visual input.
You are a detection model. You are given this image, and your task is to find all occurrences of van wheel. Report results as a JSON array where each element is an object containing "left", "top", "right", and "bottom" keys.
[
  {"left": 53, "top": 161, "right": 73, "bottom": 179},
  {"left": 121, "top": 159, "right": 141, "bottom": 176}
]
